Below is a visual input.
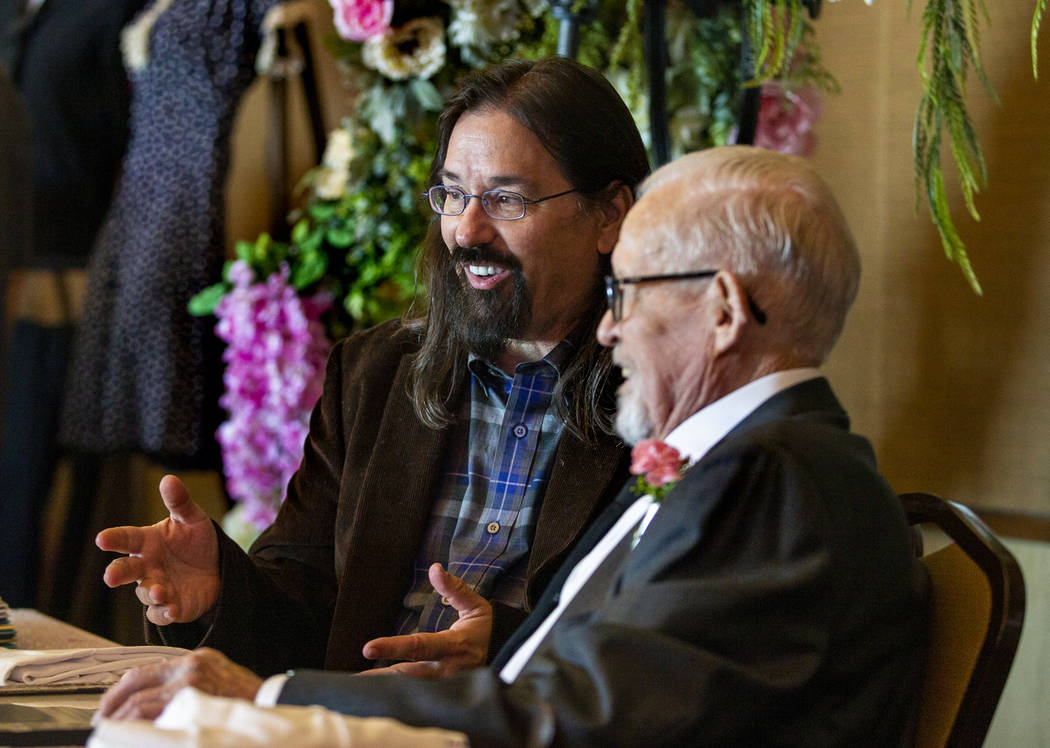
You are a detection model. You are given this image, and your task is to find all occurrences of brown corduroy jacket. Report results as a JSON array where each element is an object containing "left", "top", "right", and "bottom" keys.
[{"left": 149, "top": 320, "right": 630, "bottom": 675}]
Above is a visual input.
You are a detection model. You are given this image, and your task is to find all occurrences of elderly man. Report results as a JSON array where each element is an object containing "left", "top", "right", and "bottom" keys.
[
  {"left": 99, "top": 146, "right": 928, "bottom": 746},
  {"left": 95, "top": 57, "right": 650, "bottom": 675}
]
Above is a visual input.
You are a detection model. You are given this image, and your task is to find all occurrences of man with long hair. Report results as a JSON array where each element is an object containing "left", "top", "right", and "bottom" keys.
[
  {"left": 96, "top": 57, "right": 651, "bottom": 677},
  {"left": 99, "top": 147, "right": 927, "bottom": 747}
]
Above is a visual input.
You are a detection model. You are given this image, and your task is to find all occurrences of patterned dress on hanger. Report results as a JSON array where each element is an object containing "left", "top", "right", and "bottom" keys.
[{"left": 59, "top": 0, "right": 281, "bottom": 461}]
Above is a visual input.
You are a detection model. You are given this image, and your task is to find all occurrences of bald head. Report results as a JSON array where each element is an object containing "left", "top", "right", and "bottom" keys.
[
  {"left": 597, "top": 146, "right": 861, "bottom": 443},
  {"left": 637, "top": 146, "right": 860, "bottom": 364}
]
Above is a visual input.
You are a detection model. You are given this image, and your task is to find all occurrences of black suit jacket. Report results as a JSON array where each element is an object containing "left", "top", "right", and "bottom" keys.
[
  {"left": 279, "top": 378, "right": 929, "bottom": 747},
  {"left": 150, "top": 321, "right": 630, "bottom": 674}
]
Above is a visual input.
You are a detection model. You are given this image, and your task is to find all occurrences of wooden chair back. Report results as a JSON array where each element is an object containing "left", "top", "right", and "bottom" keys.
[{"left": 900, "top": 492, "right": 1025, "bottom": 748}]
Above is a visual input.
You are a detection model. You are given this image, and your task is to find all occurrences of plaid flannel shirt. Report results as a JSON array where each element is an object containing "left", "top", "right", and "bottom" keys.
[{"left": 395, "top": 340, "right": 573, "bottom": 635}]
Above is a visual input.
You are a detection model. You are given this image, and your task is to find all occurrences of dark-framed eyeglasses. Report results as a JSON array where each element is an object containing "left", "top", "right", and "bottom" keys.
[
  {"left": 422, "top": 185, "right": 577, "bottom": 221},
  {"left": 604, "top": 271, "right": 768, "bottom": 325}
]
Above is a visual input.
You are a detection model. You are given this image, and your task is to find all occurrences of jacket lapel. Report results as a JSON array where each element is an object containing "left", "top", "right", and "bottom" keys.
[
  {"left": 327, "top": 354, "right": 457, "bottom": 670},
  {"left": 358, "top": 358, "right": 452, "bottom": 550},
  {"left": 618, "top": 378, "right": 848, "bottom": 588},
  {"left": 524, "top": 427, "right": 629, "bottom": 604},
  {"left": 493, "top": 479, "right": 640, "bottom": 669}
]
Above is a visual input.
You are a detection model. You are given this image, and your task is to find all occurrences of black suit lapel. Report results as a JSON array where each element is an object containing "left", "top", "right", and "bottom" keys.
[
  {"left": 524, "top": 427, "right": 629, "bottom": 604},
  {"left": 496, "top": 378, "right": 848, "bottom": 671},
  {"left": 620, "top": 377, "right": 848, "bottom": 587},
  {"left": 492, "top": 482, "right": 638, "bottom": 669}
]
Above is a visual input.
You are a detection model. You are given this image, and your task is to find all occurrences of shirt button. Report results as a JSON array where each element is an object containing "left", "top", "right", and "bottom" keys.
[
  {"left": 512, "top": 423, "right": 528, "bottom": 438},
  {"left": 486, "top": 521, "right": 500, "bottom": 534}
]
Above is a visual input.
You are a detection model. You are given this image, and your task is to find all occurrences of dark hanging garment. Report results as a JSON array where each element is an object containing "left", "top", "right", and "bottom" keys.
[
  {"left": 0, "top": 0, "right": 144, "bottom": 607},
  {"left": 10, "top": 0, "right": 143, "bottom": 270},
  {"left": 0, "top": 60, "right": 31, "bottom": 429},
  {"left": 59, "top": 0, "right": 282, "bottom": 462},
  {"left": 0, "top": 63, "right": 31, "bottom": 273},
  {"left": 0, "top": 278, "right": 77, "bottom": 608}
]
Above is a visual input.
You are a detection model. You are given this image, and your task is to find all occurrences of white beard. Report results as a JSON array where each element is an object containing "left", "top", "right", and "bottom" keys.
[{"left": 614, "top": 386, "right": 654, "bottom": 446}]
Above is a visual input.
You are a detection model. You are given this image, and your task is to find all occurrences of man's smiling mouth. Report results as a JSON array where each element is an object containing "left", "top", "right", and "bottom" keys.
[
  {"left": 468, "top": 264, "right": 502, "bottom": 277},
  {"left": 462, "top": 262, "right": 512, "bottom": 289}
]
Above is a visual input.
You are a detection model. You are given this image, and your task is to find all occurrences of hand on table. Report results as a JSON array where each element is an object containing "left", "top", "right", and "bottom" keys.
[
  {"left": 96, "top": 648, "right": 262, "bottom": 721},
  {"left": 360, "top": 563, "right": 492, "bottom": 679},
  {"left": 96, "top": 474, "right": 221, "bottom": 626}
]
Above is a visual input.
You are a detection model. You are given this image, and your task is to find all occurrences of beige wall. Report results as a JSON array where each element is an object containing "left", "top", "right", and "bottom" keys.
[
  {"left": 812, "top": 0, "right": 1050, "bottom": 515},
  {"left": 809, "top": 7, "right": 1049, "bottom": 741}
]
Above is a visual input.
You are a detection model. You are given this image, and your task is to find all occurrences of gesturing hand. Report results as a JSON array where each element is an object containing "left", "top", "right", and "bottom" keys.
[
  {"left": 97, "top": 648, "right": 262, "bottom": 722},
  {"left": 96, "top": 474, "right": 221, "bottom": 626},
  {"left": 359, "top": 563, "right": 493, "bottom": 679}
]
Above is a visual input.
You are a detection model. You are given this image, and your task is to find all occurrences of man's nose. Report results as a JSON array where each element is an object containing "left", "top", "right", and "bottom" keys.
[
  {"left": 453, "top": 197, "right": 497, "bottom": 249},
  {"left": 596, "top": 308, "right": 619, "bottom": 348}
]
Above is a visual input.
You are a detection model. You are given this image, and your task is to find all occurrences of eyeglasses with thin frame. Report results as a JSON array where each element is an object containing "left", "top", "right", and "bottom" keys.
[
  {"left": 604, "top": 271, "right": 768, "bottom": 325},
  {"left": 423, "top": 185, "right": 577, "bottom": 221}
]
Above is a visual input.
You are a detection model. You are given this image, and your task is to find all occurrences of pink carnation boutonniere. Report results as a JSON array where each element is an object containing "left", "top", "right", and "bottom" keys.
[{"left": 630, "top": 439, "right": 688, "bottom": 503}]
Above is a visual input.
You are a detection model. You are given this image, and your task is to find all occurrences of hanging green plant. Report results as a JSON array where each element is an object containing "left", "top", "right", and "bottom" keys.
[
  {"left": 746, "top": 0, "right": 807, "bottom": 84},
  {"left": 912, "top": 0, "right": 993, "bottom": 294},
  {"left": 911, "top": 0, "right": 1046, "bottom": 294},
  {"left": 1033, "top": 0, "right": 1047, "bottom": 76}
]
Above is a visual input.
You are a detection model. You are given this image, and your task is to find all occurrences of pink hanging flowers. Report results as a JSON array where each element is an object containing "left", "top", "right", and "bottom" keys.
[{"left": 213, "top": 261, "right": 332, "bottom": 529}]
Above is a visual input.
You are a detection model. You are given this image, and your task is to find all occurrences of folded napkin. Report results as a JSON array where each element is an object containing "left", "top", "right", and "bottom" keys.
[
  {"left": 0, "top": 646, "right": 189, "bottom": 686},
  {"left": 88, "top": 687, "right": 470, "bottom": 748}
]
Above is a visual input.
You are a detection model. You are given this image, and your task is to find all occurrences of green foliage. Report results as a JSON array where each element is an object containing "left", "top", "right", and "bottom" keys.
[
  {"left": 746, "top": 0, "right": 807, "bottom": 85},
  {"left": 1034, "top": 0, "right": 1047, "bottom": 77},
  {"left": 911, "top": 0, "right": 992, "bottom": 294},
  {"left": 300, "top": 121, "right": 432, "bottom": 339},
  {"left": 908, "top": 0, "right": 1047, "bottom": 294},
  {"left": 189, "top": 0, "right": 839, "bottom": 337},
  {"left": 187, "top": 282, "right": 227, "bottom": 316},
  {"left": 664, "top": 3, "right": 742, "bottom": 153},
  {"left": 565, "top": 0, "right": 832, "bottom": 156}
]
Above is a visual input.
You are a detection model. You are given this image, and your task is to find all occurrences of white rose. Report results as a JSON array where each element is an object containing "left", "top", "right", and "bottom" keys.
[
  {"left": 322, "top": 129, "right": 353, "bottom": 171},
  {"left": 362, "top": 17, "right": 446, "bottom": 81},
  {"left": 314, "top": 166, "right": 349, "bottom": 200}
]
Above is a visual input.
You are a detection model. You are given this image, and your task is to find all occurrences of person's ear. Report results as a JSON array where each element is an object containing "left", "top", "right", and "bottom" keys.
[
  {"left": 596, "top": 182, "right": 634, "bottom": 256},
  {"left": 712, "top": 271, "right": 750, "bottom": 355}
]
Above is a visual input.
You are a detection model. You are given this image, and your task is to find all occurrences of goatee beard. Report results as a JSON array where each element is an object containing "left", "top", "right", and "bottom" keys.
[
  {"left": 614, "top": 383, "right": 653, "bottom": 446},
  {"left": 444, "top": 245, "right": 532, "bottom": 362}
]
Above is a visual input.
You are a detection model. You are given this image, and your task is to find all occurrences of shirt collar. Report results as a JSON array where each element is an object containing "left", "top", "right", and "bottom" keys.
[
  {"left": 466, "top": 325, "right": 582, "bottom": 383},
  {"left": 664, "top": 368, "right": 822, "bottom": 465}
]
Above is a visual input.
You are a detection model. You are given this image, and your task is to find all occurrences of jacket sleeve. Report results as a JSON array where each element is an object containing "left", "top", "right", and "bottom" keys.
[
  {"left": 148, "top": 334, "right": 355, "bottom": 675},
  {"left": 277, "top": 431, "right": 927, "bottom": 747},
  {"left": 486, "top": 603, "right": 528, "bottom": 663}
]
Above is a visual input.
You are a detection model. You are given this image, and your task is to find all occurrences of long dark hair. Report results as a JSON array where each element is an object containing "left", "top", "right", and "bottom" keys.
[{"left": 406, "top": 58, "right": 650, "bottom": 444}]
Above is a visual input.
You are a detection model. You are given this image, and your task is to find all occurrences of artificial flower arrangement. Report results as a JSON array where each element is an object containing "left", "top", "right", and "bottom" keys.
[
  {"left": 188, "top": 0, "right": 835, "bottom": 543},
  {"left": 193, "top": 0, "right": 1048, "bottom": 541}
]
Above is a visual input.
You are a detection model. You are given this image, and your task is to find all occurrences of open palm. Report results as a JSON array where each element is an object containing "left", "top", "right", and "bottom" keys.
[
  {"left": 360, "top": 563, "right": 493, "bottom": 678},
  {"left": 96, "top": 474, "right": 221, "bottom": 625}
]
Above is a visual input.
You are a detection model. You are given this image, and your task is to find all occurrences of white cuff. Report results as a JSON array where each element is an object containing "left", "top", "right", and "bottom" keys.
[{"left": 254, "top": 672, "right": 290, "bottom": 707}]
